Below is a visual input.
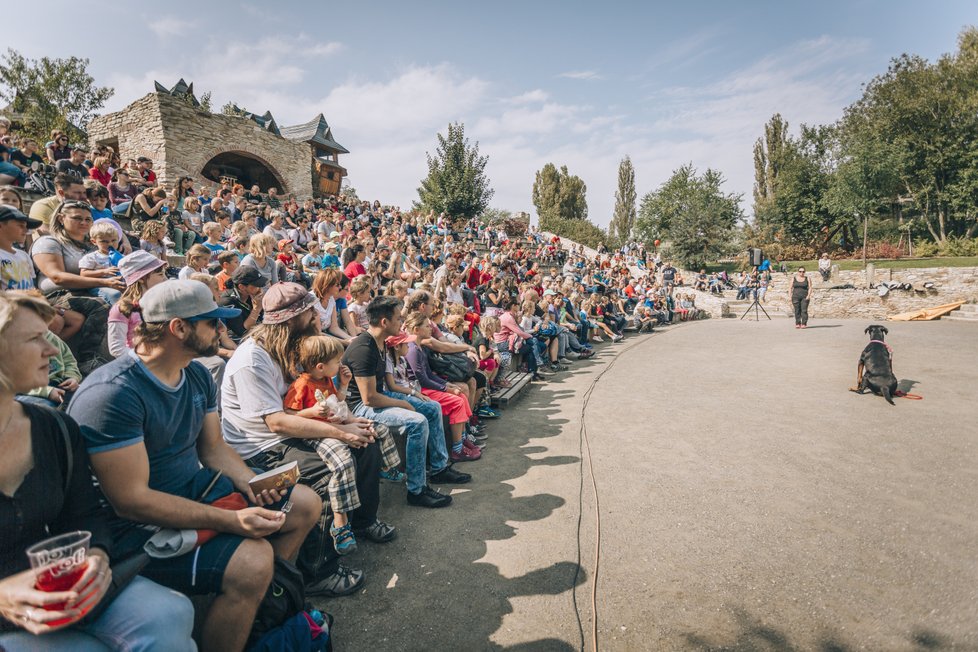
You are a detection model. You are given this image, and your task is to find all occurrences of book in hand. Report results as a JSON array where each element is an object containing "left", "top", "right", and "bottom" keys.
[{"left": 248, "top": 461, "right": 300, "bottom": 494}]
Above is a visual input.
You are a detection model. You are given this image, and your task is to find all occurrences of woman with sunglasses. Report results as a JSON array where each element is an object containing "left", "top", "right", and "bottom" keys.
[
  {"left": 31, "top": 201, "right": 124, "bottom": 373},
  {"left": 45, "top": 132, "right": 72, "bottom": 164}
]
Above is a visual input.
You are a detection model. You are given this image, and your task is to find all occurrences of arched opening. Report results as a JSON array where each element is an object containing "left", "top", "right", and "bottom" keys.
[{"left": 200, "top": 151, "right": 285, "bottom": 192}]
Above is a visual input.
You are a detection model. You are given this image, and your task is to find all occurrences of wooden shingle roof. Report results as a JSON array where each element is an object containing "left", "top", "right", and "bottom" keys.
[{"left": 281, "top": 114, "right": 349, "bottom": 154}]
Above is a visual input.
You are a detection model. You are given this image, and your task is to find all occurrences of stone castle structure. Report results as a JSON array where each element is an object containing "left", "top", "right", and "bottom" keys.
[{"left": 86, "top": 79, "right": 348, "bottom": 197}]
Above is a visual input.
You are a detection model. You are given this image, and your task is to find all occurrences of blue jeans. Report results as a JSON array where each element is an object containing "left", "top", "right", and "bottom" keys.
[
  {"left": 0, "top": 576, "right": 196, "bottom": 651},
  {"left": 353, "top": 396, "right": 434, "bottom": 494},
  {"left": 384, "top": 390, "right": 449, "bottom": 475},
  {"left": 94, "top": 287, "right": 121, "bottom": 306},
  {"left": 111, "top": 202, "right": 131, "bottom": 215}
]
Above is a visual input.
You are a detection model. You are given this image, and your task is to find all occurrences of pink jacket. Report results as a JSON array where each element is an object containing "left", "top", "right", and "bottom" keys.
[{"left": 495, "top": 311, "right": 532, "bottom": 352}]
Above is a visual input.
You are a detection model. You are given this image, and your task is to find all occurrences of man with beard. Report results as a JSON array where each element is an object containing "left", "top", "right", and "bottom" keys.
[
  {"left": 68, "top": 280, "right": 322, "bottom": 652},
  {"left": 221, "top": 282, "right": 388, "bottom": 597}
]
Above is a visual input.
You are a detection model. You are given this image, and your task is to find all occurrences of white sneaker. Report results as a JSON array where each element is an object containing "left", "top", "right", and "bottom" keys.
[{"left": 163, "top": 237, "right": 175, "bottom": 247}]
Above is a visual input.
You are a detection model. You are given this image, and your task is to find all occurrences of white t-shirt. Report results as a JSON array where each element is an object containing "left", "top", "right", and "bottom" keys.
[
  {"left": 0, "top": 247, "right": 36, "bottom": 290},
  {"left": 220, "top": 338, "right": 290, "bottom": 460},
  {"left": 313, "top": 296, "right": 336, "bottom": 330},
  {"left": 78, "top": 251, "right": 113, "bottom": 270}
]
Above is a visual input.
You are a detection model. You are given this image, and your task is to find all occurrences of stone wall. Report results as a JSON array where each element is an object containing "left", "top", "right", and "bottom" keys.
[
  {"left": 87, "top": 92, "right": 314, "bottom": 197},
  {"left": 754, "top": 266, "right": 978, "bottom": 319}
]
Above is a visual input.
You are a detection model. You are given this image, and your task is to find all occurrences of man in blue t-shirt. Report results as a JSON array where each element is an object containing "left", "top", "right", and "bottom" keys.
[{"left": 68, "top": 280, "right": 321, "bottom": 652}]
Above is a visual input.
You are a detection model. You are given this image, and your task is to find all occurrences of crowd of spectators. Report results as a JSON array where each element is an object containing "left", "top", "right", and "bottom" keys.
[{"left": 0, "top": 120, "right": 706, "bottom": 650}]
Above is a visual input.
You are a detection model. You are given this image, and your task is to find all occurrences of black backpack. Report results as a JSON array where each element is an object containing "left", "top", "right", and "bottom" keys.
[{"left": 249, "top": 557, "right": 307, "bottom": 644}]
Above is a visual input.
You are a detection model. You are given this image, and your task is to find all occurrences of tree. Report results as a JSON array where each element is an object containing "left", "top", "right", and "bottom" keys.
[
  {"left": 532, "top": 163, "right": 588, "bottom": 229},
  {"left": 416, "top": 122, "right": 494, "bottom": 220},
  {"left": 478, "top": 207, "right": 513, "bottom": 226},
  {"left": 636, "top": 164, "right": 743, "bottom": 268},
  {"left": 833, "top": 27, "right": 978, "bottom": 243},
  {"left": 221, "top": 102, "right": 249, "bottom": 117},
  {"left": 609, "top": 156, "right": 637, "bottom": 245},
  {"left": 0, "top": 48, "right": 113, "bottom": 142},
  {"left": 752, "top": 113, "right": 790, "bottom": 219}
]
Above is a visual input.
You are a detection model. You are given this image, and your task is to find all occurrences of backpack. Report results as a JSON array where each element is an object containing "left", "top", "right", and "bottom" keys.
[
  {"left": 427, "top": 350, "right": 475, "bottom": 382},
  {"left": 249, "top": 557, "right": 307, "bottom": 644},
  {"left": 248, "top": 612, "right": 331, "bottom": 652}
]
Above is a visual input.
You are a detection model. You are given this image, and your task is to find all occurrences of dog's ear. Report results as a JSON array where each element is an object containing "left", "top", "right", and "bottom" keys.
[
  {"left": 864, "top": 326, "right": 872, "bottom": 334},
  {"left": 882, "top": 326, "right": 888, "bottom": 334}
]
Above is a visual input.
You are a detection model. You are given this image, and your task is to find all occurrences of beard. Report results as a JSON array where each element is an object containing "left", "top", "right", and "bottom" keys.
[{"left": 185, "top": 327, "right": 220, "bottom": 358}]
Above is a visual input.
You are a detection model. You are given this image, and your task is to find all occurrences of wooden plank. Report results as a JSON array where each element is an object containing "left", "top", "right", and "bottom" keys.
[{"left": 491, "top": 370, "right": 533, "bottom": 406}]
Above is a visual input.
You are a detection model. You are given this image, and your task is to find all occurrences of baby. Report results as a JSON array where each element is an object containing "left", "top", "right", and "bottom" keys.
[{"left": 284, "top": 335, "right": 402, "bottom": 555}]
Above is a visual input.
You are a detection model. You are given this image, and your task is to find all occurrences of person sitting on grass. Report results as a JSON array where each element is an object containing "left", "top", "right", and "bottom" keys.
[
  {"left": 283, "top": 334, "right": 403, "bottom": 555},
  {"left": 401, "top": 312, "right": 481, "bottom": 462}
]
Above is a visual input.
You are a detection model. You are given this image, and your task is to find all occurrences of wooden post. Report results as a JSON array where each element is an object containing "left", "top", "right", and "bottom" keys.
[{"left": 861, "top": 213, "right": 868, "bottom": 267}]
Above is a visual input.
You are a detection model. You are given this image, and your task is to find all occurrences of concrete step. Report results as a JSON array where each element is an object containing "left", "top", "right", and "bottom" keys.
[
  {"left": 957, "top": 304, "right": 978, "bottom": 314},
  {"left": 943, "top": 313, "right": 978, "bottom": 322}
]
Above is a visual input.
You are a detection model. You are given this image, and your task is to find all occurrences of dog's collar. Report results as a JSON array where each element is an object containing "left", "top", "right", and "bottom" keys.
[{"left": 869, "top": 339, "right": 893, "bottom": 358}]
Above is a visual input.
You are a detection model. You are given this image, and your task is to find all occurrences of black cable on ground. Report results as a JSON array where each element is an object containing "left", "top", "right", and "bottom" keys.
[{"left": 572, "top": 331, "right": 662, "bottom": 652}]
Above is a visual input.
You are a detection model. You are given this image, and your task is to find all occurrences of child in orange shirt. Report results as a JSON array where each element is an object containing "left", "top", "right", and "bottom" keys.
[{"left": 284, "top": 335, "right": 402, "bottom": 554}]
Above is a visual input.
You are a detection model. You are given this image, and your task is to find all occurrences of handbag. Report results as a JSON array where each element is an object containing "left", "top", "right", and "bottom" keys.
[{"left": 427, "top": 350, "right": 475, "bottom": 382}]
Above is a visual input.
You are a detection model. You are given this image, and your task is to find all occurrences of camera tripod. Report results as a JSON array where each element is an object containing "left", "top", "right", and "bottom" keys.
[{"left": 739, "top": 295, "right": 771, "bottom": 321}]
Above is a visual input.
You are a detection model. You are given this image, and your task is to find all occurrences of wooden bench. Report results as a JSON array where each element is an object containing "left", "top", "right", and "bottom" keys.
[{"left": 490, "top": 369, "right": 533, "bottom": 407}]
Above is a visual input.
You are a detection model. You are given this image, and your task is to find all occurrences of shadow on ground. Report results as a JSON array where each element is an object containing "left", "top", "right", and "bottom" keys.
[
  {"left": 682, "top": 607, "right": 978, "bottom": 652},
  {"left": 316, "top": 374, "right": 589, "bottom": 650}
]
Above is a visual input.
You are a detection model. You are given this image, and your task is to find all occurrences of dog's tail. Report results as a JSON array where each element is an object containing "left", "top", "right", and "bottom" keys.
[{"left": 882, "top": 386, "right": 895, "bottom": 406}]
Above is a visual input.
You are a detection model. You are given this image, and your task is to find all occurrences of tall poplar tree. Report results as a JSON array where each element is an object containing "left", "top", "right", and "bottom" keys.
[{"left": 610, "top": 156, "right": 637, "bottom": 244}]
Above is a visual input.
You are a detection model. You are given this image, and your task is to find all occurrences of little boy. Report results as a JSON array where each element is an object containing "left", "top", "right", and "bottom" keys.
[
  {"left": 202, "top": 222, "right": 226, "bottom": 260},
  {"left": 79, "top": 222, "right": 125, "bottom": 273},
  {"left": 301, "top": 240, "right": 325, "bottom": 274},
  {"left": 214, "top": 250, "right": 240, "bottom": 292},
  {"left": 284, "top": 335, "right": 403, "bottom": 554}
]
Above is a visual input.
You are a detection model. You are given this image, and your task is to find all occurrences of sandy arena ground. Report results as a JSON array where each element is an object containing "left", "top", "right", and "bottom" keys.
[{"left": 320, "top": 318, "right": 978, "bottom": 651}]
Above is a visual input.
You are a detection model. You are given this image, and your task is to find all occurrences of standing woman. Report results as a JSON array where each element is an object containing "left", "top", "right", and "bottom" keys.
[
  {"left": 0, "top": 291, "right": 197, "bottom": 651},
  {"left": 790, "top": 266, "right": 813, "bottom": 329}
]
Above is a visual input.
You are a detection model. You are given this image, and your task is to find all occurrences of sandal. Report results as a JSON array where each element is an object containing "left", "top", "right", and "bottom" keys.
[{"left": 329, "top": 523, "right": 358, "bottom": 555}]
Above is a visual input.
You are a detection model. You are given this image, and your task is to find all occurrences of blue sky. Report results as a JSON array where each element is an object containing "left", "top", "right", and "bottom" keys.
[{"left": 5, "top": 1, "right": 975, "bottom": 225}]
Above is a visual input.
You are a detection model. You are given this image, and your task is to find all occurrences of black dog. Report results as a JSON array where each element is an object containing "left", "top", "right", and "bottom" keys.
[{"left": 850, "top": 324, "right": 898, "bottom": 405}]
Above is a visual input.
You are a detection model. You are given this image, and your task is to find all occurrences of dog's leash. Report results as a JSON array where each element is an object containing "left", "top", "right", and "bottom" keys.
[{"left": 867, "top": 340, "right": 923, "bottom": 399}]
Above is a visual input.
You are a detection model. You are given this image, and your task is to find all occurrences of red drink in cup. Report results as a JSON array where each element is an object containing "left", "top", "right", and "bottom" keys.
[{"left": 26, "top": 531, "right": 92, "bottom": 627}]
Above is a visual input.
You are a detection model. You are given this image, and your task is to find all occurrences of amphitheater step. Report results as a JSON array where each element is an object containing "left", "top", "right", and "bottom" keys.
[{"left": 942, "top": 313, "right": 978, "bottom": 322}]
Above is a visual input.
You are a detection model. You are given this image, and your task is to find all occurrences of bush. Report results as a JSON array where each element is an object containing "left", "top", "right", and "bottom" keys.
[
  {"left": 940, "top": 237, "right": 978, "bottom": 257},
  {"left": 845, "top": 241, "right": 906, "bottom": 260},
  {"left": 541, "top": 217, "right": 611, "bottom": 250},
  {"left": 913, "top": 239, "right": 939, "bottom": 257}
]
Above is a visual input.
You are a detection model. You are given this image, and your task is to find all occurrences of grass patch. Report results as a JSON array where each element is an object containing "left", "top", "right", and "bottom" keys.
[{"left": 704, "top": 257, "right": 978, "bottom": 273}]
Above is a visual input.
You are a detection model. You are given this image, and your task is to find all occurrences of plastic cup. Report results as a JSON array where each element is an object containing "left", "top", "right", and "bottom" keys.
[{"left": 26, "top": 531, "right": 92, "bottom": 626}]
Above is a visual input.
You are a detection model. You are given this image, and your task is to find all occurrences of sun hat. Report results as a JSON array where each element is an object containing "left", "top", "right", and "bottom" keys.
[
  {"left": 329, "top": 231, "right": 341, "bottom": 239},
  {"left": 140, "top": 280, "right": 241, "bottom": 323},
  {"left": 118, "top": 250, "right": 166, "bottom": 285},
  {"left": 262, "top": 282, "right": 318, "bottom": 324},
  {"left": 324, "top": 242, "right": 338, "bottom": 251},
  {"left": 385, "top": 332, "right": 416, "bottom": 347}
]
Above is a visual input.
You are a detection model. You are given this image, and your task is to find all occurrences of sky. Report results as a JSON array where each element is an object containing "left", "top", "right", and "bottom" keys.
[{"left": 5, "top": 1, "right": 976, "bottom": 226}]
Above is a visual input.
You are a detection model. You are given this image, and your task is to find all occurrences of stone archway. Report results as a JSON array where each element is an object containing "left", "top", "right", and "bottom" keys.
[{"left": 198, "top": 149, "right": 288, "bottom": 193}]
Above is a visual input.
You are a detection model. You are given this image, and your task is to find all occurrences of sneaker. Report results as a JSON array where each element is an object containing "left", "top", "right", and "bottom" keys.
[
  {"left": 477, "top": 405, "right": 500, "bottom": 419},
  {"left": 162, "top": 237, "right": 175, "bottom": 247},
  {"left": 464, "top": 434, "right": 486, "bottom": 450},
  {"left": 379, "top": 468, "right": 406, "bottom": 483},
  {"left": 612, "top": 334, "right": 624, "bottom": 342},
  {"left": 531, "top": 373, "right": 547, "bottom": 382},
  {"left": 451, "top": 444, "right": 482, "bottom": 462},
  {"left": 352, "top": 519, "right": 397, "bottom": 543},
  {"left": 329, "top": 523, "right": 358, "bottom": 555},
  {"left": 406, "top": 485, "right": 453, "bottom": 508},
  {"left": 558, "top": 357, "right": 574, "bottom": 364},
  {"left": 429, "top": 465, "right": 472, "bottom": 484},
  {"left": 549, "top": 362, "right": 568, "bottom": 372},
  {"left": 306, "top": 564, "right": 365, "bottom": 597}
]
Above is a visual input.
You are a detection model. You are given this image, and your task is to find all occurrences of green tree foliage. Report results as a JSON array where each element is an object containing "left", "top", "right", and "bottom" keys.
[
  {"left": 0, "top": 48, "right": 113, "bottom": 142},
  {"left": 752, "top": 113, "right": 790, "bottom": 219},
  {"left": 416, "top": 122, "right": 494, "bottom": 220},
  {"left": 532, "top": 163, "right": 608, "bottom": 248},
  {"left": 532, "top": 163, "right": 588, "bottom": 227},
  {"left": 221, "top": 102, "right": 249, "bottom": 117},
  {"left": 833, "top": 28, "right": 978, "bottom": 242},
  {"left": 478, "top": 207, "right": 513, "bottom": 226},
  {"left": 610, "top": 156, "right": 637, "bottom": 245},
  {"left": 636, "top": 164, "right": 743, "bottom": 268}
]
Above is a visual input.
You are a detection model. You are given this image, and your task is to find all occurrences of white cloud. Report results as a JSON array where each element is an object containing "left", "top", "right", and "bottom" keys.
[
  {"left": 508, "top": 89, "right": 549, "bottom": 104},
  {"left": 149, "top": 17, "right": 192, "bottom": 38},
  {"left": 558, "top": 70, "right": 602, "bottom": 81}
]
